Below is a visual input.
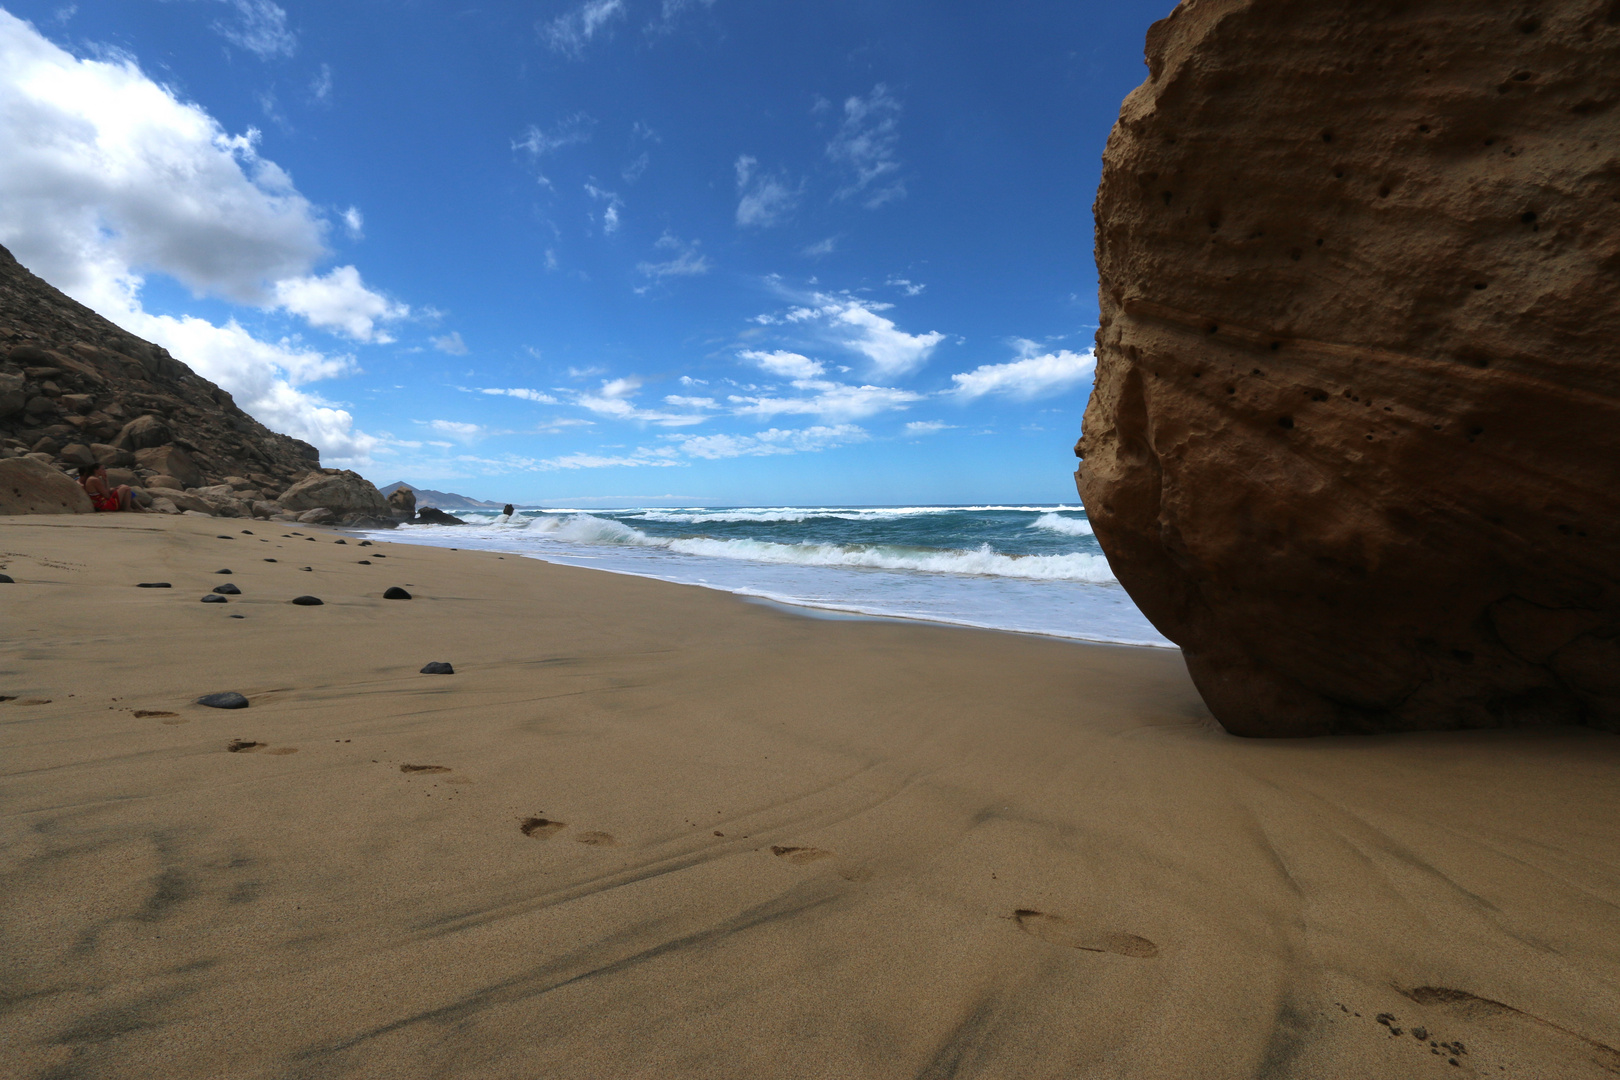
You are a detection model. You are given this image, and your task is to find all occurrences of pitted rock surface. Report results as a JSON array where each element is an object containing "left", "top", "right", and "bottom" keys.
[{"left": 1078, "top": 0, "right": 1620, "bottom": 736}]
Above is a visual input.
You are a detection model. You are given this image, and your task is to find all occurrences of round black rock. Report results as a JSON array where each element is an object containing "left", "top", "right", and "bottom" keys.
[
  {"left": 197, "top": 691, "right": 249, "bottom": 709},
  {"left": 335, "top": 539, "right": 347, "bottom": 545},
  {"left": 215, "top": 569, "right": 233, "bottom": 574},
  {"left": 212, "top": 583, "right": 241, "bottom": 595},
  {"left": 290, "top": 595, "right": 324, "bottom": 606},
  {"left": 358, "top": 541, "right": 373, "bottom": 547},
  {"left": 358, "top": 559, "right": 371, "bottom": 565},
  {"left": 383, "top": 587, "right": 412, "bottom": 600},
  {"left": 136, "top": 582, "right": 170, "bottom": 588},
  {"left": 201, "top": 594, "right": 228, "bottom": 604},
  {"left": 420, "top": 662, "right": 455, "bottom": 675}
]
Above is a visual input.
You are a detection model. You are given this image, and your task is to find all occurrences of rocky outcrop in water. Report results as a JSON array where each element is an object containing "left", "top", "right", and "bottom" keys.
[{"left": 1078, "top": 0, "right": 1620, "bottom": 736}]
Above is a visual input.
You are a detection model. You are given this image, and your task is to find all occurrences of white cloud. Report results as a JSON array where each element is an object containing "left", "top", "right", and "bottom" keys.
[
  {"left": 669, "top": 424, "right": 868, "bottom": 460},
  {"left": 828, "top": 83, "right": 904, "bottom": 208},
  {"left": 801, "top": 236, "right": 837, "bottom": 258},
  {"left": 904, "top": 420, "right": 954, "bottom": 436},
  {"left": 734, "top": 154, "right": 798, "bottom": 228},
  {"left": 428, "top": 419, "right": 484, "bottom": 441},
  {"left": 950, "top": 348, "right": 1097, "bottom": 401},
  {"left": 831, "top": 300, "right": 942, "bottom": 376},
  {"left": 635, "top": 232, "right": 709, "bottom": 287},
  {"left": 542, "top": 0, "right": 626, "bottom": 56},
  {"left": 340, "top": 205, "right": 362, "bottom": 237},
  {"left": 0, "top": 12, "right": 380, "bottom": 466},
  {"left": 515, "top": 112, "right": 594, "bottom": 159},
  {"left": 740, "top": 348, "right": 823, "bottom": 380},
  {"left": 431, "top": 331, "right": 468, "bottom": 355},
  {"left": 480, "top": 386, "right": 560, "bottom": 404},
  {"left": 273, "top": 265, "right": 407, "bottom": 342},
  {"left": 727, "top": 382, "right": 921, "bottom": 421},
  {"left": 212, "top": 0, "right": 296, "bottom": 60},
  {"left": 887, "top": 277, "right": 925, "bottom": 296},
  {"left": 622, "top": 151, "right": 649, "bottom": 184},
  {"left": 542, "top": 449, "right": 681, "bottom": 469},
  {"left": 124, "top": 308, "right": 374, "bottom": 465},
  {"left": 663, "top": 394, "right": 717, "bottom": 408},
  {"left": 310, "top": 62, "right": 332, "bottom": 102},
  {"left": 584, "top": 181, "right": 623, "bottom": 234},
  {"left": 576, "top": 376, "right": 707, "bottom": 426}
]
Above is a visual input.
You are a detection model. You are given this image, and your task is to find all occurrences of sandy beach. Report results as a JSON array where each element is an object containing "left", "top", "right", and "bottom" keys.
[{"left": 2, "top": 513, "right": 1617, "bottom": 1079}]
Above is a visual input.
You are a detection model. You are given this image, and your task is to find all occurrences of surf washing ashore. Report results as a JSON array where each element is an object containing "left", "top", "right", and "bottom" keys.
[{"left": 366, "top": 505, "right": 1171, "bottom": 647}]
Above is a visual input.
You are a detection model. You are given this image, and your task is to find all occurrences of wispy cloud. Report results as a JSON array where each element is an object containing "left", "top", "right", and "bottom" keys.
[
  {"left": 828, "top": 83, "right": 904, "bottom": 208},
  {"left": 667, "top": 424, "right": 868, "bottom": 460},
  {"left": 904, "top": 420, "right": 954, "bottom": 436},
  {"left": 431, "top": 331, "right": 468, "bottom": 355},
  {"left": 309, "top": 62, "right": 331, "bottom": 102},
  {"left": 950, "top": 344, "right": 1097, "bottom": 401},
  {"left": 801, "top": 236, "right": 837, "bottom": 258},
  {"left": 734, "top": 154, "right": 798, "bottom": 228},
  {"left": 584, "top": 181, "right": 624, "bottom": 234},
  {"left": 576, "top": 376, "right": 708, "bottom": 425},
  {"left": 542, "top": 0, "right": 626, "bottom": 56},
  {"left": 636, "top": 232, "right": 710, "bottom": 288},
  {"left": 211, "top": 0, "right": 296, "bottom": 59},
  {"left": 887, "top": 276, "right": 925, "bottom": 296},
  {"left": 340, "top": 205, "right": 363, "bottom": 238},
  {"left": 513, "top": 113, "right": 594, "bottom": 187}
]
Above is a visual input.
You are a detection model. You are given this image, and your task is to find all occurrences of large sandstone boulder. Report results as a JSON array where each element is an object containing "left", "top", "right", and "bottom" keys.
[
  {"left": 388, "top": 486, "right": 416, "bottom": 520},
  {"left": 0, "top": 372, "right": 24, "bottom": 417},
  {"left": 1078, "top": 0, "right": 1620, "bottom": 737},
  {"left": 134, "top": 445, "right": 201, "bottom": 488},
  {"left": 278, "top": 470, "right": 391, "bottom": 522},
  {"left": 113, "top": 414, "right": 172, "bottom": 451},
  {"left": 0, "top": 457, "right": 92, "bottom": 514}
]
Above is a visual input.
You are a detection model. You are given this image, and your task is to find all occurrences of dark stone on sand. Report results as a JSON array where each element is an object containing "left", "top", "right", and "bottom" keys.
[
  {"left": 264, "top": 558, "right": 276, "bottom": 562},
  {"left": 359, "top": 541, "right": 372, "bottom": 546},
  {"left": 0, "top": 574, "right": 12, "bottom": 584},
  {"left": 384, "top": 586, "right": 411, "bottom": 600},
  {"left": 358, "top": 559, "right": 371, "bottom": 564},
  {"left": 198, "top": 691, "right": 249, "bottom": 709},
  {"left": 290, "top": 595, "right": 323, "bottom": 605},
  {"left": 201, "top": 594, "right": 228, "bottom": 603},
  {"left": 300, "top": 566, "right": 312, "bottom": 571},
  {"left": 136, "top": 582, "right": 171, "bottom": 588},
  {"left": 215, "top": 569, "right": 232, "bottom": 574},
  {"left": 420, "top": 662, "right": 454, "bottom": 674},
  {"left": 335, "top": 539, "right": 347, "bottom": 545},
  {"left": 212, "top": 583, "right": 241, "bottom": 595},
  {"left": 241, "top": 530, "right": 253, "bottom": 535},
  {"left": 373, "top": 554, "right": 386, "bottom": 558},
  {"left": 229, "top": 614, "right": 245, "bottom": 619},
  {"left": 216, "top": 535, "right": 234, "bottom": 540}
]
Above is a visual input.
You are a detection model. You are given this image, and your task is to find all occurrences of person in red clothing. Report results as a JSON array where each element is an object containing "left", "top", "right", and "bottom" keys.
[{"left": 77, "top": 463, "right": 141, "bottom": 512}]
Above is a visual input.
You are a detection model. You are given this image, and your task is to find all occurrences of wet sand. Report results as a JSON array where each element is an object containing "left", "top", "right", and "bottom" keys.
[{"left": 1, "top": 513, "right": 1617, "bottom": 1079}]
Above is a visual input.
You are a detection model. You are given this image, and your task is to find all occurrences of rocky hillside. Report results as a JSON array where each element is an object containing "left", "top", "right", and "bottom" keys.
[
  {"left": 0, "top": 242, "right": 392, "bottom": 526},
  {"left": 1078, "top": 1, "right": 1620, "bottom": 736}
]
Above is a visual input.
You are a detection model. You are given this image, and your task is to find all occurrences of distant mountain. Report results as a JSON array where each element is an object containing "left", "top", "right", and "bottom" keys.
[{"left": 379, "top": 481, "right": 515, "bottom": 511}]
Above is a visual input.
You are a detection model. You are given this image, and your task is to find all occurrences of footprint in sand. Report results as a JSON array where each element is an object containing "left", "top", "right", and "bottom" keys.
[
  {"left": 574, "top": 831, "right": 620, "bottom": 847},
  {"left": 520, "top": 817, "right": 567, "bottom": 838},
  {"left": 400, "top": 764, "right": 451, "bottom": 773},
  {"left": 771, "top": 845, "right": 834, "bottom": 865},
  {"left": 1012, "top": 909, "right": 1159, "bottom": 958}
]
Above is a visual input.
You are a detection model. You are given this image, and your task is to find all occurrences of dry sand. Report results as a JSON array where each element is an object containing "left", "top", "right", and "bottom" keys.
[{"left": 1, "top": 514, "right": 1617, "bottom": 1080}]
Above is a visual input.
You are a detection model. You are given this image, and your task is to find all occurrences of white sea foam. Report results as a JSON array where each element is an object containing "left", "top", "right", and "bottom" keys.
[
  {"left": 493, "top": 512, "right": 1119, "bottom": 582},
  {"left": 1029, "top": 512, "right": 1094, "bottom": 537}
]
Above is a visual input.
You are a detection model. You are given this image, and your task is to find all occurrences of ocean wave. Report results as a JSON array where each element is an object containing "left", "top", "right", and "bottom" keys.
[
  {"left": 1029, "top": 512, "right": 1094, "bottom": 537},
  {"left": 630, "top": 504, "right": 1084, "bottom": 523},
  {"left": 463, "top": 513, "right": 1115, "bottom": 582}
]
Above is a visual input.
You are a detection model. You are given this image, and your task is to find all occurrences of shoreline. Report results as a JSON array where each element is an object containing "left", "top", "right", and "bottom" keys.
[{"left": 2, "top": 513, "right": 1617, "bottom": 1079}]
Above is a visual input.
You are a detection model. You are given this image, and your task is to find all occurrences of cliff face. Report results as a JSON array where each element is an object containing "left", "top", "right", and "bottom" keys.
[
  {"left": 1078, "top": 0, "right": 1620, "bottom": 736},
  {"left": 0, "top": 242, "right": 320, "bottom": 492}
]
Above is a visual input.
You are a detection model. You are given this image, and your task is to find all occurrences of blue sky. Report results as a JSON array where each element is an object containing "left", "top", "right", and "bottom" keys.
[{"left": 0, "top": 0, "right": 1168, "bottom": 505}]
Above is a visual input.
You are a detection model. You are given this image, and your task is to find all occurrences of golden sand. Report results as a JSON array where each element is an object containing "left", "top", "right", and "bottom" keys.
[{"left": 1, "top": 514, "right": 1617, "bottom": 1078}]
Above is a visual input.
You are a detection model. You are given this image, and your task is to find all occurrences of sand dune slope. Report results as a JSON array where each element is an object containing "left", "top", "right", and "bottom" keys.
[{"left": 1, "top": 516, "right": 1617, "bottom": 1079}]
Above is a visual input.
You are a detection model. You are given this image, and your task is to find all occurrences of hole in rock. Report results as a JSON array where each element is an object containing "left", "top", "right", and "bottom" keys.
[{"left": 1278, "top": 416, "right": 1295, "bottom": 429}]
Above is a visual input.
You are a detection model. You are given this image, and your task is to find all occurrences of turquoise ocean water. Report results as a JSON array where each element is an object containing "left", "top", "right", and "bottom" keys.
[{"left": 362, "top": 505, "right": 1172, "bottom": 648}]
